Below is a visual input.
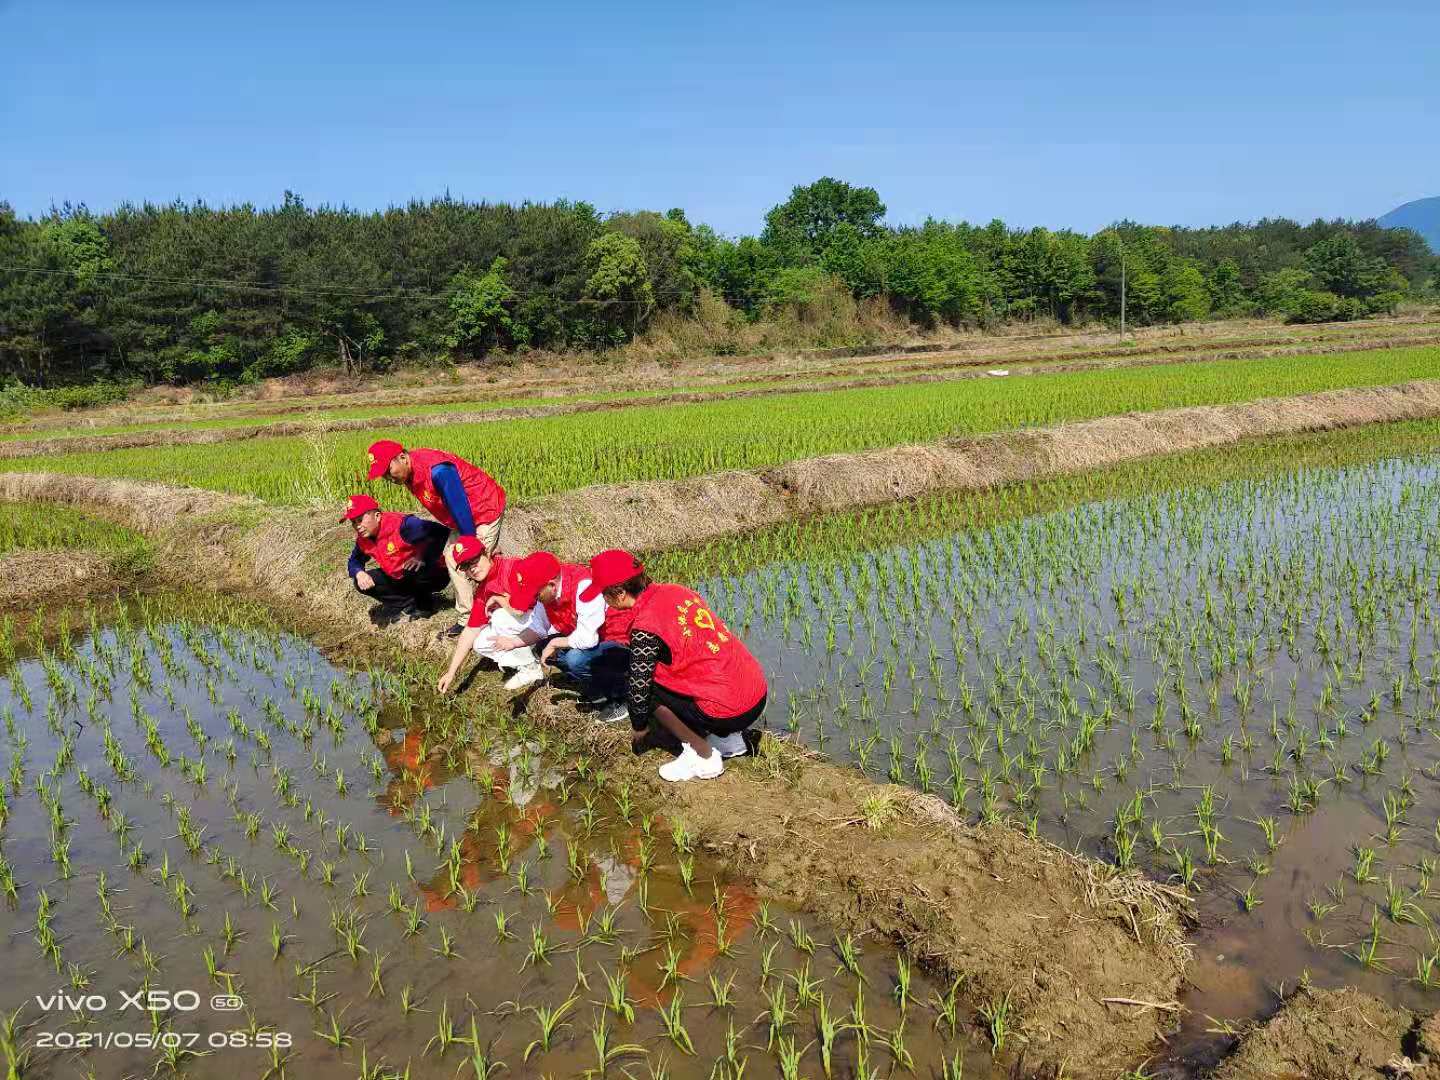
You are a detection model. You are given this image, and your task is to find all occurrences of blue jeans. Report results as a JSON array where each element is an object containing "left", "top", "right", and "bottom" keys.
[{"left": 551, "top": 641, "right": 629, "bottom": 702}]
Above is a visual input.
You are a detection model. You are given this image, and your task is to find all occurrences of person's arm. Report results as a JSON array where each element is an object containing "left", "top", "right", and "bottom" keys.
[
  {"left": 430, "top": 463, "right": 477, "bottom": 538},
  {"left": 437, "top": 625, "right": 483, "bottom": 695},
  {"left": 543, "top": 585, "right": 603, "bottom": 663},
  {"left": 398, "top": 515, "right": 446, "bottom": 569},
  {"left": 347, "top": 544, "right": 367, "bottom": 579},
  {"left": 626, "top": 629, "right": 671, "bottom": 733}
]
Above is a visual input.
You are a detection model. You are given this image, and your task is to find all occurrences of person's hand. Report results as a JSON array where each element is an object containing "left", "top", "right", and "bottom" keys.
[
  {"left": 355, "top": 570, "right": 375, "bottom": 591},
  {"left": 485, "top": 595, "right": 504, "bottom": 612},
  {"left": 401, "top": 556, "right": 423, "bottom": 572},
  {"left": 492, "top": 634, "right": 525, "bottom": 652},
  {"left": 540, "top": 639, "right": 563, "bottom": 666},
  {"left": 437, "top": 671, "right": 455, "bottom": 695}
]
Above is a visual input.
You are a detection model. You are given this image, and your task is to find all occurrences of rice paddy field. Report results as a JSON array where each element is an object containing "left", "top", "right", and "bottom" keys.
[
  {"left": 652, "top": 418, "right": 1440, "bottom": 1065},
  {"left": 4, "top": 344, "right": 1440, "bottom": 506},
  {"left": 8, "top": 335, "right": 1440, "bottom": 1077},
  {"left": 0, "top": 597, "right": 986, "bottom": 1079}
]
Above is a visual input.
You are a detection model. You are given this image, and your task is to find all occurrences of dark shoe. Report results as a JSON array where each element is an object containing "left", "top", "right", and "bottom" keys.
[{"left": 440, "top": 623, "right": 464, "bottom": 639}]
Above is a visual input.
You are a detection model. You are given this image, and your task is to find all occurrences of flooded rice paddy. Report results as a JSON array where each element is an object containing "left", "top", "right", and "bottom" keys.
[
  {"left": 691, "top": 453, "right": 1440, "bottom": 1062},
  {"left": 0, "top": 600, "right": 985, "bottom": 1079}
]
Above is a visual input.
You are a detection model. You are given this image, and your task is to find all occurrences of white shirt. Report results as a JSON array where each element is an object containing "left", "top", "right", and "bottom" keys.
[{"left": 566, "top": 578, "right": 607, "bottom": 651}]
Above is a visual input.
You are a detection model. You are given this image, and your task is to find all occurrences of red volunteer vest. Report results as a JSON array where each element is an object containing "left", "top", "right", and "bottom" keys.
[
  {"left": 542, "top": 563, "right": 590, "bottom": 636},
  {"left": 406, "top": 448, "right": 505, "bottom": 532},
  {"left": 356, "top": 512, "right": 421, "bottom": 577},
  {"left": 466, "top": 555, "right": 524, "bottom": 629},
  {"left": 629, "top": 583, "right": 766, "bottom": 718},
  {"left": 601, "top": 604, "right": 636, "bottom": 644}
]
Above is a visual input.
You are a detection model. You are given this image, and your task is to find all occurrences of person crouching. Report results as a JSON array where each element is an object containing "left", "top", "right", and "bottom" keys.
[
  {"left": 341, "top": 494, "right": 450, "bottom": 621},
  {"left": 581, "top": 549, "right": 768, "bottom": 782},
  {"left": 435, "top": 538, "right": 549, "bottom": 696},
  {"left": 507, "top": 551, "right": 632, "bottom": 725}
]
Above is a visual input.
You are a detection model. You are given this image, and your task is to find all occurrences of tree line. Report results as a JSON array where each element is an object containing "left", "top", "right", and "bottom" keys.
[{"left": 1, "top": 178, "right": 1434, "bottom": 388}]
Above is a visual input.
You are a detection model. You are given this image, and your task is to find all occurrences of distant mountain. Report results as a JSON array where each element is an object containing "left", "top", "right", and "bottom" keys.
[{"left": 1379, "top": 196, "right": 1440, "bottom": 253}]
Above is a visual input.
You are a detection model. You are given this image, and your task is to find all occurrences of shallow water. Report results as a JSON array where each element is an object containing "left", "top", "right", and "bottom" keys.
[
  {"left": 696, "top": 453, "right": 1440, "bottom": 1063},
  {"left": 0, "top": 606, "right": 989, "bottom": 1078}
]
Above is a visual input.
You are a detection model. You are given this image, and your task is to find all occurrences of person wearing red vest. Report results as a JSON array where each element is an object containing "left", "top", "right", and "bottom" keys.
[
  {"left": 435, "top": 537, "right": 551, "bottom": 697},
  {"left": 341, "top": 494, "right": 449, "bottom": 621},
  {"left": 366, "top": 440, "right": 506, "bottom": 638},
  {"left": 508, "top": 551, "right": 633, "bottom": 724},
  {"left": 580, "top": 549, "right": 768, "bottom": 782}
]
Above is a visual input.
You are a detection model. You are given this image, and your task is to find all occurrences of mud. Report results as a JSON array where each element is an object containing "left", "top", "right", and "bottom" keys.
[
  {"left": 499, "top": 378, "right": 1440, "bottom": 559},
  {"left": 1209, "top": 986, "right": 1440, "bottom": 1079}
]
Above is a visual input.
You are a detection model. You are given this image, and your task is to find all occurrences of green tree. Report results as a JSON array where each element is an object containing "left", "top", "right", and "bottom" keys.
[
  {"left": 1303, "top": 233, "right": 1389, "bottom": 298},
  {"left": 761, "top": 177, "right": 886, "bottom": 263},
  {"left": 444, "top": 257, "right": 515, "bottom": 358},
  {"left": 584, "top": 232, "right": 653, "bottom": 345},
  {"left": 1164, "top": 260, "right": 1211, "bottom": 322}
]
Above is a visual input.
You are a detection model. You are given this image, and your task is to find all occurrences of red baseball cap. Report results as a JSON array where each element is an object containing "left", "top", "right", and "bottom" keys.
[
  {"left": 366, "top": 439, "right": 405, "bottom": 480},
  {"left": 509, "top": 551, "right": 561, "bottom": 611},
  {"left": 578, "top": 549, "right": 644, "bottom": 602},
  {"left": 450, "top": 536, "right": 489, "bottom": 566},
  {"left": 340, "top": 493, "right": 380, "bottom": 522}
]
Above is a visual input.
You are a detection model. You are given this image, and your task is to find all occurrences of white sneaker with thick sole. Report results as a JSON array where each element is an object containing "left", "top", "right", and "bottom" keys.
[
  {"left": 707, "top": 731, "right": 748, "bottom": 759},
  {"left": 658, "top": 744, "right": 724, "bottom": 783},
  {"left": 597, "top": 702, "right": 630, "bottom": 724},
  {"left": 503, "top": 664, "right": 544, "bottom": 691}
]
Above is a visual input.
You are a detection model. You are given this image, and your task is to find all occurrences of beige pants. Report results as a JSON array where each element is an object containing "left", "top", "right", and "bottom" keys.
[{"left": 442, "top": 514, "right": 503, "bottom": 621}]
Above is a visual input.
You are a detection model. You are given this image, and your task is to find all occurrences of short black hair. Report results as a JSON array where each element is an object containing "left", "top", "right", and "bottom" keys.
[{"left": 605, "top": 572, "right": 650, "bottom": 598}]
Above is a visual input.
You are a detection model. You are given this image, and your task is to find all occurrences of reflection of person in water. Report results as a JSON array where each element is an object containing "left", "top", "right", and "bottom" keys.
[
  {"left": 416, "top": 765, "right": 562, "bottom": 912},
  {"left": 625, "top": 882, "right": 760, "bottom": 1008},
  {"left": 377, "top": 726, "right": 440, "bottom": 814}
]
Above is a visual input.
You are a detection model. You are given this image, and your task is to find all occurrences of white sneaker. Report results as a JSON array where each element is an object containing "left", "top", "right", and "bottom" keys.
[
  {"left": 597, "top": 702, "right": 630, "bottom": 725},
  {"left": 658, "top": 744, "right": 724, "bottom": 783},
  {"left": 503, "top": 664, "right": 544, "bottom": 691},
  {"left": 707, "top": 731, "right": 748, "bottom": 759}
]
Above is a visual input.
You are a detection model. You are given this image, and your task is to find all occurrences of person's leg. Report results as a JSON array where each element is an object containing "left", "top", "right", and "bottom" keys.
[
  {"left": 443, "top": 531, "right": 475, "bottom": 624},
  {"left": 474, "top": 608, "right": 539, "bottom": 672},
  {"left": 398, "top": 560, "right": 450, "bottom": 613},
  {"left": 355, "top": 568, "right": 409, "bottom": 606},
  {"left": 476, "top": 514, "right": 503, "bottom": 559}
]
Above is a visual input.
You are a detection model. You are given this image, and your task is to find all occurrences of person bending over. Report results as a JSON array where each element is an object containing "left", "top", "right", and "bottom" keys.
[
  {"left": 341, "top": 494, "right": 449, "bottom": 621},
  {"left": 435, "top": 538, "right": 549, "bottom": 695},
  {"left": 508, "top": 551, "right": 633, "bottom": 724},
  {"left": 366, "top": 439, "right": 506, "bottom": 638},
  {"left": 580, "top": 549, "right": 767, "bottom": 782}
]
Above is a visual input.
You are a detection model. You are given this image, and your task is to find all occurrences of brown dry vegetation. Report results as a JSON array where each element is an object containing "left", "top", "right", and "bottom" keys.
[{"left": 0, "top": 548, "right": 123, "bottom": 610}]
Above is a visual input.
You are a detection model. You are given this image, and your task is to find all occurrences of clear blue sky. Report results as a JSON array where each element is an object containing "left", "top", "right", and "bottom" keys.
[{"left": 2, "top": 0, "right": 1435, "bottom": 236}]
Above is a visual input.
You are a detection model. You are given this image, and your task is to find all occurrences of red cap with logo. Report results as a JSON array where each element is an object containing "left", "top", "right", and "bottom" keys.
[
  {"left": 578, "top": 549, "right": 644, "bottom": 602},
  {"left": 450, "top": 536, "right": 489, "bottom": 566},
  {"left": 509, "top": 551, "right": 561, "bottom": 611},
  {"left": 340, "top": 494, "right": 380, "bottom": 522},
  {"left": 366, "top": 439, "right": 405, "bottom": 480}
]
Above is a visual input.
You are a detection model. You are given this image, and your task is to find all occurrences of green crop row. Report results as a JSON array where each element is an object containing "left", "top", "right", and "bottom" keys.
[
  {"left": 0, "top": 501, "right": 151, "bottom": 562},
  {"left": 4, "top": 344, "right": 1439, "bottom": 506}
]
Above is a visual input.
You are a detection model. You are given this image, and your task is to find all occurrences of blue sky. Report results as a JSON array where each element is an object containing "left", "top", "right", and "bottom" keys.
[{"left": 2, "top": 1, "right": 1435, "bottom": 235}]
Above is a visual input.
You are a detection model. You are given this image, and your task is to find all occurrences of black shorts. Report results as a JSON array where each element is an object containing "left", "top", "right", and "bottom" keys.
[{"left": 651, "top": 684, "right": 767, "bottom": 737}]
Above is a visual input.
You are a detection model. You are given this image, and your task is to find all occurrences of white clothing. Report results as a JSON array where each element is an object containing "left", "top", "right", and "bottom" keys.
[
  {"left": 565, "top": 578, "right": 607, "bottom": 651},
  {"left": 472, "top": 604, "right": 548, "bottom": 670}
]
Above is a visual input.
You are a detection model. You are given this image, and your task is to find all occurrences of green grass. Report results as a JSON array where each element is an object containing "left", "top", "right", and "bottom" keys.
[
  {"left": 3, "top": 344, "right": 1438, "bottom": 506},
  {"left": 0, "top": 501, "right": 152, "bottom": 567}
]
